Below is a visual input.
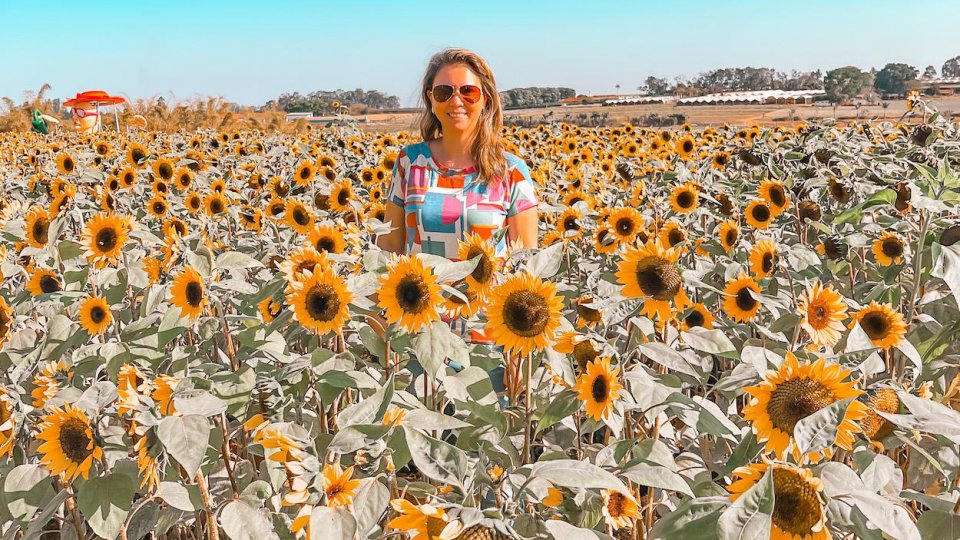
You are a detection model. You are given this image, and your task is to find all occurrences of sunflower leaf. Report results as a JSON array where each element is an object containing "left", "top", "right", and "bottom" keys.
[
  {"left": 308, "top": 506, "right": 356, "bottom": 540},
  {"left": 716, "top": 467, "right": 773, "bottom": 540},
  {"left": 649, "top": 496, "right": 729, "bottom": 540},
  {"left": 220, "top": 499, "right": 280, "bottom": 540},
  {"left": 76, "top": 460, "right": 138, "bottom": 540},
  {"left": 402, "top": 426, "right": 470, "bottom": 492},
  {"left": 410, "top": 321, "right": 469, "bottom": 379},
  {"left": 524, "top": 242, "right": 564, "bottom": 279},
  {"left": 836, "top": 491, "right": 921, "bottom": 540},
  {"left": 792, "top": 397, "right": 853, "bottom": 456},
  {"left": 157, "top": 415, "right": 210, "bottom": 478}
]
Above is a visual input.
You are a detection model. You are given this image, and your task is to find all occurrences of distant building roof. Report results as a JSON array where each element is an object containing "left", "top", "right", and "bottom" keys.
[{"left": 678, "top": 89, "right": 826, "bottom": 105}]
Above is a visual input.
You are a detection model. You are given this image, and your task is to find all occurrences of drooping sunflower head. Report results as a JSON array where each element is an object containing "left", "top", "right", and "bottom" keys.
[
  {"left": 853, "top": 301, "right": 907, "bottom": 350},
  {"left": 574, "top": 356, "right": 623, "bottom": 421},
  {"left": 378, "top": 255, "right": 443, "bottom": 334},
  {"left": 728, "top": 463, "right": 828, "bottom": 540},
  {"left": 616, "top": 239, "right": 682, "bottom": 301},
  {"left": 170, "top": 266, "right": 208, "bottom": 320},
  {"left": 718, "top": 220, "right": 740, "bottom": 253},
  {"left": 574, "top": 295, "right": 604, "bottom": 329},
  {"left": 485, "top": 272, "right": 564, "bottom": 356},
  {"left": 871, "top": 231, "right": 905, "bottom": 266},
  {"left": 36, "top": 403, "right": 103, "bottom": 482},
  {"left": 27, "top": 268, "right": 62, "bottom": 297},
  {"left": 749, "top": 239, "right": 779, "bottom": 278},
  {"left": 722, "top": 273, "right": 762, "bottom": 323},
  {"left": 287, "top": 267, "right": 353, "bottom": 336},
  {"left": 78, "top": 295, "right": 112, "bottom": 335}
]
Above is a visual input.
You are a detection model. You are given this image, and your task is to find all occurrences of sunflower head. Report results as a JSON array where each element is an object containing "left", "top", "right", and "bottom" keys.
[
  {"left": 485, "top": 272, "right": 563, "bottom": 356},
  {"left": 79, "top": 295, "right": 112, "bottom": 335},
  {"left": 853, "top": 301, "right": 907, "bottom": 350},
  {"left": 378, "top": 255, "right": 443, "bottom": 334},
  {"left": 36, "top": 403, "right": 103, "bottom": 482},
  {"left": 287, "top": 267, "right": 353, "bottom": 336},
  {"left": 170, "top": 266, "right": 208, "bottom": 320},
  {"left": 728, "top": 463, "right": 827, "bottom": 540},
  {"left": 574, "top": 356, "right": 623, "bottom": 421},
  {"left": 722, "top": 274, "right": 762, "bottom": 323},
  {"left": 616, "top": 239, "right": 682, "bottom": 301}
]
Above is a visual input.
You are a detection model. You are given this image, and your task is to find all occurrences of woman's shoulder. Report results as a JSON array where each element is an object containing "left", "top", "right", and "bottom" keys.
[
  {"left": 502, "top": 151, "right": 531, "bottom": 173},
  {"left": 400, "top": 141, "right": 431, "bottom": 161}
]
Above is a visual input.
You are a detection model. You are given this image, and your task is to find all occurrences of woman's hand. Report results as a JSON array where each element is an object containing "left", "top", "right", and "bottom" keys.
[{"left": 376, "top": 201, "right": 406, "bottom": 255}]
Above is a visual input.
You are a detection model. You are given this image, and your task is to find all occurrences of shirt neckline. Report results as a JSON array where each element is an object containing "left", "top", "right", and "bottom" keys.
[{"left": 425, "top": 141, "right": 477, "bottom": 175}]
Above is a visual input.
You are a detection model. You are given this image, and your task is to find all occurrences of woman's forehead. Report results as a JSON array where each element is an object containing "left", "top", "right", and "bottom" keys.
[{"left": 433, "top": 63, "right": 481, "bottom": 85}]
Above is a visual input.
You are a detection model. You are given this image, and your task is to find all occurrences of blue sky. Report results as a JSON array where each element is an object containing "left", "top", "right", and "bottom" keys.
[{"left": 2, "top": 0, "right": 957, "bottom": 107}]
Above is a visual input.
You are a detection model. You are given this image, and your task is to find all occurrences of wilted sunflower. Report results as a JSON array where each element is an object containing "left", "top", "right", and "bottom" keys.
[
  {"left": 745, "top": 199, "right": 774, "bottom": 229},
  {"left": 458, "top": 232, "right": 498, "bottom": 298},
  {"left": 78, "top": 295, "right": 112, "bottom": 335},
  {"left": 309, "top": 223, "right": 348, "bottom": 254},
  {"left": 322, "top": 463, "right": 363, "bottom": 509},
  {"left": 669, "top": 182, "right": 700, "bottom": 214},
  {"left": 601, "top": 489, "right": 642, "bottom": 530},
  {"left": 871, "top": 231, "right": 905, "bottom": 266},
  {"left": 574, "top": 356, "right": 623, "bottom": 420},
  {"left": 378, "top": 255, "right": 443, "bottom": 334},
  {"left": 388, "top": 499, "right": 449, "bottom": 540},
  {"left": 134, "top": 434, "right": 161, "bottom": 492},
  {"left": 742, "top": 354, "right": 868, "bottom": 462},
  {"left": 852, "top": 301, "right": 907, "bottom": 349},
  {"left": 285, "top": 199, "right": 315, "bottom": 235},
  {"left": 759, "top": 179, "right": 791, "bottom": 216},
  {"left": 606, "top": 207, "right": 644, "bottom": 243},
  {"left": 722, "top": 274, "right": 762, "bottom": 323},
  {"left": 287, "top": 267, "right": 352, "bottom": 336},
  {"left": 82, "top": 212, "right": 132, "bottom": 269},
  {"left": 26, "top": 268, "right": 62, "bottom": 296},
  {"left": 293, "top": 161, "right": 317, "bottom": 187},
  {"left": 36, "top": 403, "right": 103, "bottom": 482},
  {"left": 486, "top": 272, "right": 563, "bottom": 356},
  {"left": 55, "top": 152, "right": 76, "bottom": 175},
  {"left": 798, "top": 282, "right": 847, "bottom": 349},
  {"left": 117, "top": 364, "right": 148, "bottom": 416},
  {"left": 170, "top": 266, "right": 208, "bottom": 320},
  {"left": 24, "top": 206, "right": 51, "bottom": 248},
  {"left": 718, "top": 220, "right": 740, "bottom": 252},
  {"left": 749, "top": 239, "right": 779, "bottom": 278},
  {"left": 728, "top": 463, "right": 828, "bottom": 540}
]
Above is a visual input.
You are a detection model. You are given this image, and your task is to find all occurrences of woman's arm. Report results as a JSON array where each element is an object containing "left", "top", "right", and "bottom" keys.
[
  {"left": 507, "top": 207, "right": 538, "bottom": 249},
  {"left": 376, "top": 201, "right": 406, "bottom": 254}
]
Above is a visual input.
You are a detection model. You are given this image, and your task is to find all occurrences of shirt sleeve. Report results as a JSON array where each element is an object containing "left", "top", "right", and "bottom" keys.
[
  {"left": 506, "top": 159, "right": 538, "bottom": 217},
  {"left": 385, "top": 150, "right": 407, "bottom": 207}
]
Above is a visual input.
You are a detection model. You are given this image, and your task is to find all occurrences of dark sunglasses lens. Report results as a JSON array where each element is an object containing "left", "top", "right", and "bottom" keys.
[
  {"left": 460, "top": 86, "right": 482, "bottom": 103},
  {"left": 432, "top": 85, "right": 454, "bottom": 102}
]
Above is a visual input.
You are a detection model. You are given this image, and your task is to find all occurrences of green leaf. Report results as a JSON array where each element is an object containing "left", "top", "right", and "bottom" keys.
[
  {"left": 76, "top": 462, "right": 138, "bottom": 540},
  {"left": 543, "top": 520, "right": 613, "bottom": 540},
  {"left": 649, "top": 496, "right": 728, "bottom": 540},
  {"left": 524, "top": 242, "right": 564, "bottom": 279},
  {"left": 351, "top": 478, "right": 389, "bottom": 539},
  {"left": 219, "top": 500, "right": 280, "bottom": 540},
  {"left": 402, "top": 427, "right": 470, "bottom": 492},
  {"left": 932, "top": 244, "right": 960, "bottom": 310},
  {"left": 837, "top": 491, "right": 920, "bottom": 540},
  {"left": 308, "top": 506, "right": 357, "bottom": 540},
  {"left": 215, "top": 251, "right": 263, "bottom": 270},
  {"left": 527, "top": 459, "right": 630, "bottom": 493},
  {"left": 337, "top": 377, "right": 394, "bottom": 428},
  {"left": 4, "top": 464, "right": 54, "bottom": 522},
  {"left": 681, "top": 328, "right": 736, "bottom": 356},
  {"left": 173, "top": 391, "right": 228, "bottom": 417},
  {"left": 917, "top": 510, "right": 960, "bottom": 540},
  {"left": 156, "top": 482, "right": 202, "bottom": 512},
  {"left": 717, "top": 467, "right": 773, "bottom": 540},
  {"left": 792, "top": 398, "right": 852, "bottom": 455},
  {"left": 157, "top": 415, "right": 210, "bottom": 477},
  {"left": 534, "top": 389, "right": 581, "bottom": 436},
  {"left": 430, "top": 256, "right": 480, "bottom": 283},
  {"left": 411, "top": 322, "right": 469, "bottom": 378}
]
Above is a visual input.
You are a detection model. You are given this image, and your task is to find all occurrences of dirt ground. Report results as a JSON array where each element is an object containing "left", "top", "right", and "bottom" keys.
[{"left": 350, "top": 95, "right": 960, "bottom": 132}]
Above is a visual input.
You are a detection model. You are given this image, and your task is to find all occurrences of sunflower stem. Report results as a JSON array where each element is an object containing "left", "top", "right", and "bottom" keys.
[
  {"left": 900, "top": 210, "right": 927, "bottom": 379},
  {"left": 522, "top": 353, "right": 533, "bottom": 465},
  {"left": 62, "top": 483, "right": 85, "bottom": 540},
  {"left": 195, "top": 471, "right": 220, "bottom": 540},
  {"left": 217, "top": 413, "right": 240, "bottom": 497}
]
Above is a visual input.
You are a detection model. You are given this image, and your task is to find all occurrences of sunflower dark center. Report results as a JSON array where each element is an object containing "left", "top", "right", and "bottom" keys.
[
  {"left": 32, "top": 218, "right": 50, "bottom": 244},
  {"left": 606, "top": 492, "right": 627, "bottom": 517},
  {"left": 337, "top": 190, "right": 349, "bottom": 206},
  {"left": 396, "top": 275, "right": 431, "bottom": 313},
  {"left": 771, "top": 468, "right": 823, "bottom": 534},
  {"left": 292, "top": 208, "right": 308, "bottom": 225},
  {"left": 576, "top": 302, "right": 602, "bottom": 322},
  {"left": 299, "top": 167, "right": 312, "bottom": 180},
  {"left": 89, "top": 305, "right": 106, "bottom": 324},
  {"left": 131, "top": 148, "right": 146, "bottom": 162},
  {"left": 185, "top": 281, "right": 204, "bottom": 307},
  {"left": 62, "top": 157, "right": 75, "bottom": 172},
  {"left": 762, "top": 252, "right": 775, "bottom": 274},
  {"left": 210, "top": 199, "right": 224, "bottom": 214},
  {"left": 59, "top": 418, "right": 93, "bottom": 463},
  {"left": 769, "top": 186, "right": 786, "bottom": 207},
  {"left": 686, "top": 309, "right": 705, "bottom": 327},
  {"left": 316, "top": 237, "right": 337, "bottom": 253},
  {"left": 881, "top": 238, "right": 903, "bottom": 258},
  {"left": 502, "top": 290, "right": 549, "bottom": 337},
  {"left": 667, "top": 229, "right": 685, "bottom": 247},
  {"left": 724, "top": 229, "right": 738, "bottom": 246},
  {"left": 40, "top": 275, "right": 61, "bottom": 293},
  {"left": 94, "top": 226, "right": 118, "bottom": 251},
  {"left": 861, "top": 312, "right": 890, "bottom": 339},
  {"left": 766, "top": 377, "right": 835, "bottom": 433},
  {"left": 615, "top": 218, "right": 635, "bottom": 235},
  {"left": 305, "top": 284, "right": 340, "bottom": 322},
  {"left": 158, "top": 163, "right": 173, "bottom": 180},
  {"left": 682, "top": 141, "right": 694, "bottom": 153},
  {"left": 563, "top": 217, "right": 579, "bottom": 231},
  {"left": 751, "top": 204, "right": 771, "bottom": 222},
  {"left": 468, "top": 248, "right": 493, "bottom": 283},
  {"left": 676, "top": 191, "right": 695, "bottom": 208},
  {"left": 635, "top": 257, "right": 681, "bottom": 300},
  {"left": 153, "top": 201, "right": 166, "bottom": 214},
  {"left": 573, "top": 341, "right": 599, "bottom": 370},
  {"left": 591, "top": 374, "right": 609, "bottom": 403},
  {"left": 735, "top": 287, "right": 758, "bottom": 312}
]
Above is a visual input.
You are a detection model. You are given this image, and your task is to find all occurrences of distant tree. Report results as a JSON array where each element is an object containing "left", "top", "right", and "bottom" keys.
[
  {"left": 923, "top": 65, "right": 938, "bottom": 78},
  {"left": 943, "top": 56, "right": 960, "bottom": 78},
  {"left": 644, "top": 76, "right": 670, "bottom": 96},
  {"left": 824, "top": 66, "right": 872, "bottom": 103},
  {"left": 498, "top": 87, "right": 575, "bottom": 109},
  {"left": 873, "top": 63, "right": 919, "bottom": 95}
]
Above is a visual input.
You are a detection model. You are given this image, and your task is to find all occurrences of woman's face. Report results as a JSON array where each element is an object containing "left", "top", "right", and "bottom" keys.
[{"left": 429, "top": 63, "right": 486, "bottom": 135}]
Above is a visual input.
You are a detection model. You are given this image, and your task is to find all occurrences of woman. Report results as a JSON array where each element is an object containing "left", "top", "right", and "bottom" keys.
[{"left": 376, "top": 48, "right": 539, "bottom": 386}]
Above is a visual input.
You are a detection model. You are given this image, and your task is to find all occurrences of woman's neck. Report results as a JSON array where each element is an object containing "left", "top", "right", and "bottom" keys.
[{"left": 433, "top": 131, "right": 476, "bottom": 167}]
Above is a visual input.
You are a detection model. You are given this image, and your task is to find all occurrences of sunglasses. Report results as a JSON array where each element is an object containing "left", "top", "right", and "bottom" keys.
[
  {"left": 430, "top": 84, "right": 483, "bottom": 104},
  {"left": 72, "top": 108, "right": 99, "bottom": 118}
]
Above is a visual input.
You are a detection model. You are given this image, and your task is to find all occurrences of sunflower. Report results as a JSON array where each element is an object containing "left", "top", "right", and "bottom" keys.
[
  {"left": 675, "top": 135, "right": 697, "bottom": 161},
  {"left": 858, "top": 387, "right": 900, "bottom": 445},
  {"left": 852, "top": 302, "right": 907, "bottom": 349},
  {"left": 388, "top": 499, "right": 449, "bottom": 540},
  {"left": 616, "top": 239, "right": 682, "bottom": 301},
  {"left": 728, "top": 463, "right": 828, "bottom": 540},
  {"left": 322, "top": 463, "right": 362, "bottom": 509},
  {"left": 152, "top": 157, "right": 175, "bottom": 181},
  {"left": 119, "top": 167, "right": 138, "bottom": 188},
  {"left": 658, "top": 220, "right": 687, "bottom": 249},
  {"left": 562, "top": 189, "right": 592, "bottom": 209},
  {"left": 542, "top": 487, "right": 564, "bottom": 508},
  {"left": 378, "top": 255, "right": 443, "bottom": 334},
  {"left": 553, "top": 331, "right": 600, "bottom": 373},
  {"left": 871, "top": 231, "right": 905, "bottom": 266},
  {"left": 574, "top": 296, "right": 603, "bottom": 329},
  {"left": 711, "top": 151, "right": 730, "bottom": 169},
  {"left": 280, "top": 247, "right": 330, "bottom": 285},
  {"left": 134, "top": 434, "right": 161, "bottom": 492},
  {"left": 258, "top": 297, "right": 283, "bottom": 323},
  {"left": 457, "top": 232, "right": 498, "bottom": 298},
  {"left": 82, "top": 212, "right": 132, "bottom": 269},
  {"left": 286, "top": 267, "right": 353, "bottom": 336},
  {"left": 36, "top": 403, "right": 103, "bottom": 482},
  {"left": 285, "top": 199, "right": 315, "bottom": 235},
  {"left": 78, "top": 295, "right": 112, "bottom": 335},
  {"left": 759, "top": 179, "right": 791, "bottom": 216},
  {"left": 204, "top": 192, "right": 229, "bottom": 218},
  {"left": 669, "top": 182, "right": 700, "bottom": 214},
  {"left": 0, "top": 296, "right": 13, "bottom": 350},
  {"left": 557, "top": 207, "right": 583, "bottom": 240},
  {"left": 574, "top": 356, "right": 623, "bottom": 421},
  {"left": 798, "top": 282, "right": 847, "bottom": 349},
  {"left": 152, "top": 374, "right": 179, "bottom": 416},
  {"left": 146, "top": 197, "right": 168, "bottom": 219},
  {"left": 592, "top": 225, "right": 619, "bottom": 255},
  {"left": 681, "top": 303, "right": 715, "bottom": 331},
  {"left": 24, "top": 206, "right": 51, "bottom": 248},
  {"left": 485, "top": 272, "right": 563, "bottom": 356},
  {"left": 117, "top": 364, "right": 148, "bottom": 416},
  {"left": 749, "top": 239, "right": 779, "bottom": 278},
  {"left": 94, "top": 140, "right": 112, "bottom": 156},
  {"left": 173, "top": 168, "right": 193, "bottom": 191},
  {"left": 239, "top": 205, "right": 263, "bottom": 232},
  {"left": 0, "top": 388, "right": 16, "bottom": 458},
  {"left": 254, "top": 427, "right": 303, "bottom": 463},
  {"left": 606, "top": 207, "right": 644, "bottom": 243},
  {"left": 293, "top": 161, "right": 317, "bottom": 187},
  {"left": 718, "top": 220, "right": 740, "bottom": 253},
  {"left": 328, "top": 179, "right": 354, "bottom": 214},
  {"left": 26, "top": 268, "right": 62, "bottom": 296},
  {"left": 744, "top": 199, "right": 774, "bottom": 229},
  {"left": 126, "top": 142, "right": 149, "bottom": 168},
  {"left": 723, "top": 274, "right": 762, "bottom": 323},
  {"left": 170, "top": 266, "right": 208, "bottom": 320},
  {"left": 308, "top": 223, "right": 347, "bottom": 254},
  {"left": 184, "top": 192, "right": 202, "bottom": 214},
  {"left": 601, "top": 489, "right": 642, "bottom": 530},
  {"left": 742, "top": 354, "right": 868, "bottom": 462},
  {"left": 55, "top": 152, "right": 76, "bottom": 175}
]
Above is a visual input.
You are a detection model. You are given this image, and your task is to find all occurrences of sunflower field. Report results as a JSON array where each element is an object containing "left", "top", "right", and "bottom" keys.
[{"left": 0, "top": 94, "right": 959, "bottom": 540}]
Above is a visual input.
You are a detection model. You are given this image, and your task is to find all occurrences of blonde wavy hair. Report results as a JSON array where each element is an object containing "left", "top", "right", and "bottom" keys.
[{"left": 418, "top": 48, "right": 507, "bottom": 183}]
